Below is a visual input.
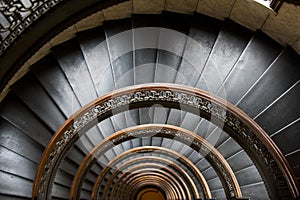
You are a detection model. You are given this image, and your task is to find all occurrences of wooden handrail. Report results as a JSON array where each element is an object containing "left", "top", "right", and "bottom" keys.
[
  {"left": 91, "top": 146, "right": 211, "bottom": 199},
  {"left": 32, "top": 83, "right": 299, "bottom": 199},
  {"left": 102, "top": 159, "right": 191, "bottom": 200},
  {"left": 70, "top": 124, "right": 241, "bottom": 199}
]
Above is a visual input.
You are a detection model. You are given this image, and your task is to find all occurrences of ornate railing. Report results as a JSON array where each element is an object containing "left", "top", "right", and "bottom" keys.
[
  {"left": 32, "top": 83, "right": 299, "bottom": 200},
  {"left": 0, "top": 0, "right": 63, "bottom": 55},
  {"left": 71, "top": 124, "right": 241, "bottom": 200},
  {"left": 91, "top": 146, "right": 212, "bottom": 200}
]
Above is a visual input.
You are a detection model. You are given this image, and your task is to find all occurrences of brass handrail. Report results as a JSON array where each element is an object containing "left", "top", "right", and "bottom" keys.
[
  {"left": 103, "top": 160, "right": 191, "bottom": 200},
  {"left": 116, "top": 170, "right": 183, "bottom": 200},
  {"left": 70, "top": 124, "right": 241, "bottom": 199},
  {"left": 92, "top": 146, "right": 211, "bottom": 199},
  {"left": 117, "top": 175, "right": 177, "bottom": 200}
]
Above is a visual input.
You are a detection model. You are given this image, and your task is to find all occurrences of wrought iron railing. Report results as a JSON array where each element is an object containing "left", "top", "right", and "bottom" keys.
[{"left": 0, "top": 0, "right": 62, "bottom": 55}]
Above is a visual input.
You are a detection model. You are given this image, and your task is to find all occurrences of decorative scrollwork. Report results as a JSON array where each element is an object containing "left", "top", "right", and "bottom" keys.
[
  {"left": 32, "top": 84, "right": 299, "bottom": 199},
  {"left": 70, "top": 124, "right": 241, "bottom": 199},
  {"left": 92, "top": 146, "right": 211, "bottom": 200},
  {"left": 0, "top": 0, "right": 62, "bottom": 55}
]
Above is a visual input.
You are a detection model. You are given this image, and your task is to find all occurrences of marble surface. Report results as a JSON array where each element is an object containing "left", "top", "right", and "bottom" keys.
[
  {"left": 165, "top": 0, "right": 198, "bottom": 14},
  {"left": 229, "top": 0, "right": 271, "bottom": 31},
  {"left": 262, "top": 3, "right": 300, "bottom": 45},
  {"left": 197, "top": 0, "right": 235, "bottom": 19},
  {"left": 133, "top": 0, "right": 164, "bottom": 14},
  {"left": 103, "top": 1, "right": 133, "bottom": 20}
]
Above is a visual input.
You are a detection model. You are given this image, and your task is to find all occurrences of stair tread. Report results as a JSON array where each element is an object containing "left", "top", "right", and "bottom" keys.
[
  {"left": 153, "top": 12, "right": 193, "bottom": 145},
  {"left": 176, "top": 13, "right": 221, "bottom": 87},
  {"left": 211, "top": 189, "right": 226, "bottom": 199},
  {"left": 155, "top": 12, "right": 191, "bottom": 83},
  {"left": 32, "top": 56, "right": 82, "bottom": 118},
  {"left": 104, "top": 18, "right": 134, "bottom": 88},
  {"left": 133, "top": 15, "right": 160, "bottom": 85},
  {"left": 240, "top": 182, "right": 269, "bottom": 199},
  {"left": 103, "top": 18, "right": 136, "bottom": 152},
  {"left": 286, "top": 151, "right": 300, "bottom": 178},
  {"left": 170, "top": 17, "right": 253, "bottom": 150},
  {"left": 196, "top": 19, "right": 253, "bottom": 95},
  {"left": 51, "top": 183, "right": 72, "bottom": 199},
  {"left": 227, "top": 150, "right": 253, "bottom": 172},
  {"left": 0, "top": 118, "right": 43, "bottom": 163},
  {"left": 255, "top": 81, "right": 300, "bottom": 135},
  {"left": 0, "top": 171, "right": 32, "bottom": 198},
  {"left": 0, "top": 94, "right": 53, "bottom": 147},
  {"left": 52, "top": 39, "right": 97, "bottom": 106},
  {"left": 77, "top": 27, "right": 115, "bottom": 96},
  {"left": 238, "top": 47, "right": 300, "bottom": 118},
  {"left": 236, "top": 166, "right": 263, "bottom": 187},
  {"left": 0, "top": 146, "right": 37, "bottom": 180},
  {"left": 12, "top": 73, "right": 66, "bottom": 132},
  {"left": 222, "top": 31, "right": 283, "bottom": 105},
  {"left": 272, "top": 119, "right": 300, "bottom": 155},
  {"left": 0, "top": 194, "right": 31, "bottom": 200},
  {"left": 77, "top": 28, "right": 127, "bottom": 154}
]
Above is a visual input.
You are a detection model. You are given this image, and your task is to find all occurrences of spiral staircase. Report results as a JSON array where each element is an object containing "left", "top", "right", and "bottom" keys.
[{"left": 0, "top": 0, "right": 299, "bottom": 200}]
